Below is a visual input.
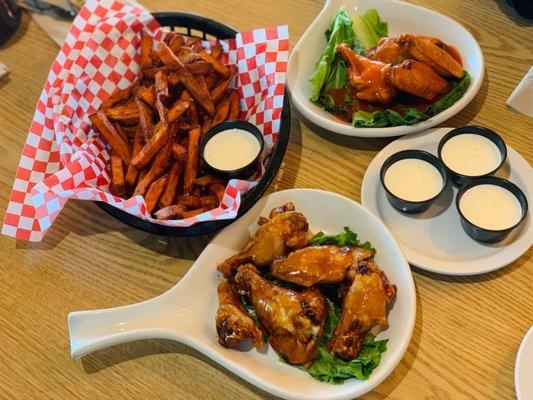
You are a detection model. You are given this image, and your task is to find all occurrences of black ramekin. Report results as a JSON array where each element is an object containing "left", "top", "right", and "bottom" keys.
[
  {"left": 438, "top": 126, "right": 507, "bottom": 187},
  {"left": 200, "top": 120, "right": 265, "bottom": 180},
  {"left": 380, "top": 149, "right": 449, "bottom": 214},
  {"left": 456, "top": 177, "right": 528, "bottom": 243}
]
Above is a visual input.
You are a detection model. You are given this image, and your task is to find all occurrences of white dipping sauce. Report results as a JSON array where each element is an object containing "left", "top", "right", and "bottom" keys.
[
  {"left": 204, "top": 129, "right": 260, "bottom": 171},
  {"left": 441, "top": 134, "right": 501, "bottom": 176},
  {"left": 459, "top": 184, "right": 522, "bottom": 230},
  {"left": 384, "top": 158, "right": 443, "bottom": 201}
]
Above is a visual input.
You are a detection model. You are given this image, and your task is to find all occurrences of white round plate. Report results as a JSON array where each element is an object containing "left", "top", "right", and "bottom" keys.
[
  {"left": 516, "top": 326, "right": 533, "bottom": 400},
  {"left": 361, "top": 128, "right": 533, "bottom": 275},
  {"left": 287, "top": 0, "right": 484, "bottom": 138}
]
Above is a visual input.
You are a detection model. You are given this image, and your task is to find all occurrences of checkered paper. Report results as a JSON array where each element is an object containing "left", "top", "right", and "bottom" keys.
[{"left": 2, "top": 0, "right": 289, "bottom": 241}]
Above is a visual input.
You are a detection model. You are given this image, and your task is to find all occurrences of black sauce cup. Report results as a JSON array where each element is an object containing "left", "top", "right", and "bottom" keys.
[
  {"left": 380, "top": 150, "right": 449, "bottom": 214},
  {"left": 200, "top": 120, "right": 265, "bottom": 180},
  {"left": 438, "top": 126, "right": 507, "bottom": 187},
  {"left": 456, "top": 177, "right": 528, "bottom": 243}
]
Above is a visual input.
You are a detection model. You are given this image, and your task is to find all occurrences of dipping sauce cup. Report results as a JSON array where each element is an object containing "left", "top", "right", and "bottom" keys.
[
  {"left": 200, "top": 120, "right": 264, "bottom": 180},
  {"left": 380, "top": 150, "right": 449, "bottom": 214},
  {"left": 438, "top": 126, "right": 507, "bottom": 186},
  {"left": 456, "top": 177, "right": 528, "bottom": 243}
]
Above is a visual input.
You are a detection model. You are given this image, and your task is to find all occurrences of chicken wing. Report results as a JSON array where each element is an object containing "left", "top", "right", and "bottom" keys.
[
  {"left": 327, "top": 260, "right": 396, "bottom": 361},
  {"left": 215, "top": 281, "right": 264, "bottom": 349},
  {"left": 370, "top": 34, "right": 463, "bottom": 79},
  {"left": 337, "top": 43, "right": 397, "bottom": 104},
  {"left": 217, "top": 202, "right": 309, "bottom": 278},
  {"left": 234, "top": 264, "right": 327, "bottom": 364},
  {"left": 388, "top": 60, "right": 448, "bottom": 100},
  {"left": 271, "top": 245, "right": 373, "bottom": 287}
]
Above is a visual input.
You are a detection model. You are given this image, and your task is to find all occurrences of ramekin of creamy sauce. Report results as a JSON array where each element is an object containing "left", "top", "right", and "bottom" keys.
[
  {"left": 456, "top": 177, "right": 528, "bottom": 243},
  {"left": 438, "top": 126, "right": 506, "bottom": 186},
  {"left": 200, "top": 121, "right": 264, "bottom": 179},
  {"left": 380, "top": 150, "right": 448, "bottom": 214}
]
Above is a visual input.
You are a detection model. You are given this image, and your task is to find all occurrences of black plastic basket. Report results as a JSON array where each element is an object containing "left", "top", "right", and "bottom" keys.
[{"left": 96, "top": 12, "right": 291, "bottom": 237}]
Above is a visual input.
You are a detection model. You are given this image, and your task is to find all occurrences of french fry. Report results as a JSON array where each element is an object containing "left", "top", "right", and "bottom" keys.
[
  {"left": 210, "top": 41, "right": 223, "bottom": 60},
  {"left": 90, "top": 111, "right": 131, "bottom": 163},
  {"left": 134, "top": 134, "right": 174, "bottom": 196},
  {"left": 186, "top": 61, "right": 213, "bottom": 75},
  {"left": 204, "top": 74, "right": 218, "bottom": 89},
  {"left": 165, "top": 97, "right": 192, "bottom": 125},
  {"left": 211, "top": 76, "right": 232, "bottom": 103},
  {"left": 201, "top": 116, "right": 214, "bottom": 137},
  {"left": 228, "top": 89, "right": 240, "bottom": 120},
  {"left": 194, "top": 174, "right": 222, "bottom": 187},
  {"left": 105, "top": 103, "right": 139, "bottom": 125},
  {"left": 131, "top": 123, "right": 170, "bottom": 170},
  {"left": 183, "top": 127, "right": 201, "bottom": 194},
  {"left": 195, "top": 75, "right": 211, "bottom": 99},
  {"left": 185, "top": 37, "right": 203, "bottom": 52},
  {"left": 125, "top": 127, "right": 144, "bottom": 191},
  {"left": 143, "top": 66, "right": 170, "bottom": 79},
  {"left": 169, "top": 34, "right": 184, "bottom": 55},
  {"left": 177, "top": 195, "right": 201, "bottom": 209},
  {"left": 179, "top": 53, "right": 201, "bottom": 64},
  {"left": 172, "top": 142, "right": 187, "bottom": 163},
  {"left": 100, "top": 84, "right": 135, "bottom": 109},
  {"left": 140, "top": 31, "right": 153, "bottom": 70},
  {"left": 159, "top": 161, "right": 182, "bottom": 208},
  {"left": 209, "top": 183, "right": 226, "bottom": 202},
  {"left": 155, "top": 70, "right": 169, "bottom": 123},
  {"left": 182, "top": 207, "right": 207, "bottom": 219},
  {"left": 145, "top": 174, "right": 168, "bottom": 213},
  {"left": 213, "top": 96, "right": 230, "bottom": 125},
  {"left": 135, "top": 96, "right": 153, "bottom": 142},
  {"left": 200, "top": 195, "right": 219, "bottom": 209},
  {"left": 191, "top": 186, "right": 202, "bottom": 197},
  {"left": 110, "top": 152, "right": 125, "bottom": 197},
  {"left": 177, "top": 69, "right": 215, "bottom": 116},
  {"left": 198, "top": 50, "right": 229, "bottom": 77},
  {"left": 114, "top": 122, "right": 129, "bottom": 144},
  {"left": 137, "top": 85, "right": 156, "bottom": 108},
  {"left": 121, "top": 125, "right": 138, "bottom": 138},
  {"left": 154, "top": 204, "right": 186, "bottom": 220}
]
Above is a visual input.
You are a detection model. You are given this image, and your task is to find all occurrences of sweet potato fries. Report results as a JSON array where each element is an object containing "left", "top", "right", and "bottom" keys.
[{"left": 91, "top": 31, "right": 240, "bottom": 220}]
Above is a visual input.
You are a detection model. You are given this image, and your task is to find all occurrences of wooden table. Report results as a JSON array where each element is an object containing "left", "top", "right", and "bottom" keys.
[{"left": 0, "top": 1, "right": 531, "bottom": 399}]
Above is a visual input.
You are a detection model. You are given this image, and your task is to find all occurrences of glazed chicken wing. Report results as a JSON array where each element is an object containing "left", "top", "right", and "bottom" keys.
[
  {"left": 234, "top": 264, "right": 327, "bottom": 364},
  {"left": 271, "top": 245, "right": 373, "bottom": 287},
  {"left": 337, "top": 43, "right": 397, "bottom": 104},
  {"left": 327, "top": 260, "right": 396, "bottom": 361},
  {"left": 370, "top": 34, "right": 463, "bottom": 79},
  {"left": 215, "top": 281, "right": 264, "bottom": 349},
  {"left": 217, "top": 203, "right": 309, "bottom": 278},
  {"left": 388, "top": 60, "right": 448, "bottom": 100}
]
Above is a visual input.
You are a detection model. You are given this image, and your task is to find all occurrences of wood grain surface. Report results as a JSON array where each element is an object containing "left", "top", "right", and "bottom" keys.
[{"left": 0, "top": 1, "right": 531, "bottom": 399}]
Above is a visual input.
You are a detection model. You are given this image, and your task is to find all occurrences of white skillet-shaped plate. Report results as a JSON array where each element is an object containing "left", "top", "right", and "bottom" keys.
[
  {"left": 287, "top": 0, "right": 484, "bottom": 138},
  {"left": 69, "top": 189, "right": 416, "bottom": 400},
  {"left": 362, "top": 128, "right": 533, "bottom": 275},
  {"left": 516, "top": 326, "right": 533, "bottom": 400}
]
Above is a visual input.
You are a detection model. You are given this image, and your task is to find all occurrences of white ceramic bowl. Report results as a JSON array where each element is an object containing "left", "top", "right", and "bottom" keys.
[
  {"left": 69, "top": 189, "right": 416, "bottom": 400},
  {"left": 287, "top": 0, "right": 484, "bottom": 138}
]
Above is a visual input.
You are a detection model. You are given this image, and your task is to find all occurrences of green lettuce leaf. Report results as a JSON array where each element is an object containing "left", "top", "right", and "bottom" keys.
[
  {"left": 303, "top": 299, "right": 388, "bottom": 384},
  {"left": 352, "top": 70, "right": 472, "bottom": 127},
  {"left": 352, "top": 9, "right": 388, "bottom": 54},
  {"left": 310, "top": 226, "right": 372, "bottom": 250},
  {"left": 309, "top": 7, "right": 355, "bottom": 102}
]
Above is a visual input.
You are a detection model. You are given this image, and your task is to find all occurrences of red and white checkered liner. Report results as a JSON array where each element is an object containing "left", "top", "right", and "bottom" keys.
[{"left": 2, "top": 0, "right": 289, "bottom": 241}]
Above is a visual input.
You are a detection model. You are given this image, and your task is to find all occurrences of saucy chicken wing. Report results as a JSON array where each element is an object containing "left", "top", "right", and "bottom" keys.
[
  {"left": 388, "top": 60, "right": 448, "bottom": 100},
  {"left": 217, "top": 203, "right": 309, "bottom": 278},
  {"left": 327, "top": 260, "right": 396, "bottom": 361},
  {"left": 337, "top": 43, "right": 397, "bottom": 104},
  {"left": 271, "top": 245, "right": 373, "bottom": 287},
  {"left": 234, "top": 264, "right": 327, "bottom": 364},
  {"left": 369, "top": 34, "right": 464, "bottom": 79},
  {"left": 215, "top": 281, "right": 264, "bottom": 349}
]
